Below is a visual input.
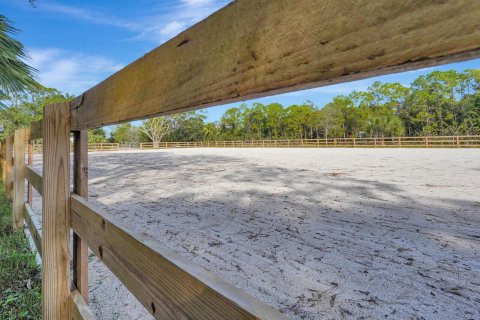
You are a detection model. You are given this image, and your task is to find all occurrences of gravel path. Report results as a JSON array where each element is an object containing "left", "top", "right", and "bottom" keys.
[{"left": 31, "top": 148, "right": 480, "bottom": 319}]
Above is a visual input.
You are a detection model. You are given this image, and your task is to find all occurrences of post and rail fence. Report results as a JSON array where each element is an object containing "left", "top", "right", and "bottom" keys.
[
  {"left": 140, "top": 135, "right": 480, "bottom": 149},
  {"left": 26, "top": 136, "right": 480, "bottom": 154},
  {"left": 0, "top": 0, "right": 479, "bottom": 319},
  {"left": 31, "top": 142, "right": 120, "bottom": 153}
]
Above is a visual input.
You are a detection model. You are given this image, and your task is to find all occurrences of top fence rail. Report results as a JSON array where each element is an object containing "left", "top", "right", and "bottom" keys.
[{"left": 69, "top": 0, "right": 480, "bottom": 131}]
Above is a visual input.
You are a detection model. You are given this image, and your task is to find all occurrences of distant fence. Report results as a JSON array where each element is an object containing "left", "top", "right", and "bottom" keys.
[
  {"left": 141, "top": 136, "right": 480, "bottom": 149},
  {"left": 119, "top": 142, "right": 141, "bottom": 149},
  {"left": 32, "top": 142, "right": 119, "bottom": 153}
]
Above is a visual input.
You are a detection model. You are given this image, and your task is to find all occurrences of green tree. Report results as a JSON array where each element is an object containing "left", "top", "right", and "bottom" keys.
[
  {"left": 284, "top": 103, "right": 316, "bottom": 139},
  {"left": 0, "top": 87, "right": 71, "bottom": 138},
  {"left": 167, "top": 111, "right": 206, "bottom": 141},
  {"left": 111, "top": 123, "right": 141, "bottom": 143},
  {"left": 88, "top": 128, "right": 108, "bottom": 143},
  {"left": 140, "top": 116, "right": 177, "bottom": 146},
  {"left": 264, "top": 103, "right": 286, "bottom": 139},
  {"left": 219, "top": 107, "right": 242, "bottom": 140},
  {"left": 317, "top": 102, "right": 344, "bottom": 139},
  {"left": 203, "top": 122, "right": 219, "bottom": 141},
  {"left": 243, "top": 103, "right": 266, "bottom": 139}
]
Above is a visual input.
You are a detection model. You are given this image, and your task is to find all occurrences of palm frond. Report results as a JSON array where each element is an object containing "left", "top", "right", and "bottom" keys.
[{"left": 0, "top": 14, "right": 39, "bottom": 97}]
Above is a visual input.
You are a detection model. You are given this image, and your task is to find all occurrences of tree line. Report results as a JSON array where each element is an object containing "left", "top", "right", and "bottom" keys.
[
  {"left": 108, "top": 69, "right": 480, "bottom": 143},
  {"left": 1, "top": 69, "right": 479, "bottom": 143}
]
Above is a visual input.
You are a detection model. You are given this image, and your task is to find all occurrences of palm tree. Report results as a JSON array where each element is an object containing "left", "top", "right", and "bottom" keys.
[{"left": 0, "top": 14, "right": 38, "bottom": 106}]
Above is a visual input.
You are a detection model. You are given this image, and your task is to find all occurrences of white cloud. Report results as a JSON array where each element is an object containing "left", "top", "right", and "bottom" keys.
[
  {"left": 29, "top": 48, "right": 124, "bottom": 95},
  {"left": 160, "top": 20, "right": 185, "bottom": 36},
  {"left": 28, "top": 48, "right": 60, "bottom": 69},
  {"left": 406, "top": 67, "right": 435, "bottom": 74},
  {"left": 283, "top": 81, "right": 371, "bottom": 97},
  {"left": 35, "top": 3, "right": 138, "bottom": 30},
  {"left": 32, "top": 1, "right": 230, "bottom": 44},
  {"left": 182, "top": 0, "right": 215, "bottom": 7}
]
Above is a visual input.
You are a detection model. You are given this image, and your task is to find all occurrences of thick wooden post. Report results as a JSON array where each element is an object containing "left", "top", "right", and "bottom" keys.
[
  {"left": 42, "top": 102, "right": 71, "bottom": 319},
  {"left": 1, "top": 139, "right": 6, "bottom": 186},
  {"left": 5, "top": 135, "right": 14, "bottom": 200},
  {"left": 72, "top": 130, "right": 89, "bottom": 302},
  {"left": 13, "top": 129, "right": 26, "bottom": 231},
  {"left": 28, "top": 141, "right": 33, "bottom": 205}
]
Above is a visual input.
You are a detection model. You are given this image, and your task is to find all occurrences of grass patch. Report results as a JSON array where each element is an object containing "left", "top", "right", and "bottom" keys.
[{"left": 0, "top": 184, "right": 41, "bottom": 319}]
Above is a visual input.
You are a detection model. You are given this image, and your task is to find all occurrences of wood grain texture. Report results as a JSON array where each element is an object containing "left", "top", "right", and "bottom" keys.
[
  {"left": 13, "top": 129, "right": 26, "bottom": 231},
  {"left": 1, "top": 139, "right": 6, "bottom": 188},
  {"left": 27, "top": 142, "right": 33, "bottom": 205},
  {"left": 71, "top": 194, "right": 288, "bottom": 320},
  {"left": 27, "top": 120, "right": 43, "bottom": 141},
  {"left": 24, "top": 202, "right": 42, "bottom": 258},
  {"left": 71, "top": 290, "right": 94, "bottom": 320},
  {"left": 5, "top": 135, "right": 14, "bottom": 200},
  {"left": 70, "top": 0, "right": 480, "bottom": 130},
  {"left": 72, "top": 130, "right": 89, "bottom": 303},
  {"left": 26, "top": 165, "right": 42, "bottom": 196},
  {"left": 42, "top": 102, "right": 71, "bottom": 319}
]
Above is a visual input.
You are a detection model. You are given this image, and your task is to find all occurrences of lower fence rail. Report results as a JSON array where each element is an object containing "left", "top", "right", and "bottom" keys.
[
  {"left": 23, "top": 202, "right": 42, "bottom": 258},
  {"left": 71, "top": 290, "right": 94, "bottom": 320},
  {"left": 26, "top": 165, "right": 43, "bottom": 196},
  {"left": 71, "top": 194, "right": 287, "bottom": 320}
]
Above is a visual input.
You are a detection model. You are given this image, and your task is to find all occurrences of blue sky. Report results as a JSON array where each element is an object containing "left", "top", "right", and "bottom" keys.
[{"left": 1, "top": 0, "right": 479, "bottom": 123}]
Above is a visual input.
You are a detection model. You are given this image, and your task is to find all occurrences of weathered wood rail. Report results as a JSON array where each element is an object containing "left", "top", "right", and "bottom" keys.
[
  {"left": 1, "top": 0, "right": 480, "bottom": 318},
  {"left": 141, "top": 136, "right": 480, "bottom": 149}
]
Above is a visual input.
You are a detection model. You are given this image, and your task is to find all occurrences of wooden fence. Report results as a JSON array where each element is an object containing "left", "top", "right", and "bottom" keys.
[
  {"left": 31, "top": 142, "right": 119, "bottom": 153},
  {"left": 141, "top": 136, "right": 480, "bottom": 149},
  {"left": 0, "top": 0, "right": 479, "bottom": 319}
]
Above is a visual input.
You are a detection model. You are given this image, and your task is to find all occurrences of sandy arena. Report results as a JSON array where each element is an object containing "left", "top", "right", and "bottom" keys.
[{"left": 31, "top": 148, "right": 480, "bottom": 319}]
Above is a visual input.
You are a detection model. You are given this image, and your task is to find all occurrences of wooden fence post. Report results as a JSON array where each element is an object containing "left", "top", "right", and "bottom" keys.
[
  {"left": 13, "top": 129, "right": 26, "bottom": 231},
  {"left": 72, "top": 130, "right": 89, "bottom": 302},
  {"left": 5, "top": 135, "right": 13, "bottom": 200},
  {"left": 1, "top": 139, "right": 6, "bottom": 189},
  {"left": 42, "top": 102, "right": 71, "bottom": 319},
  {"left": 28, "top": 141, "right": 33, "bottom": 206}
]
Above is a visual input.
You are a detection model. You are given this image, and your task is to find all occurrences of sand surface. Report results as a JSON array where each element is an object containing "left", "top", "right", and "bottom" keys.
[{"left": 31, "top": 148, "right": 480, "bottom": 319}]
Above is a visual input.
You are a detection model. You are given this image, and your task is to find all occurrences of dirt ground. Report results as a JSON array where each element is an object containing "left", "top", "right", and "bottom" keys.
[{"left": 31, "top": 148, "right": 480, "bottom": 320}]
